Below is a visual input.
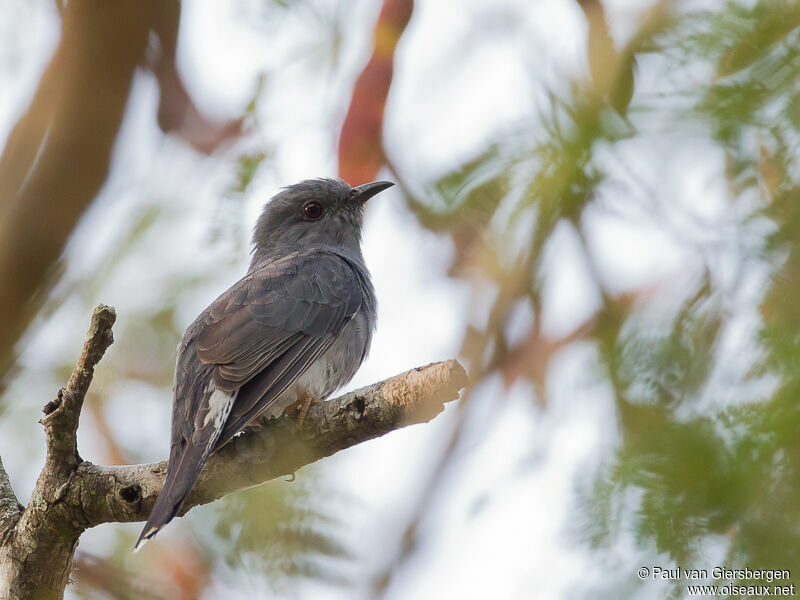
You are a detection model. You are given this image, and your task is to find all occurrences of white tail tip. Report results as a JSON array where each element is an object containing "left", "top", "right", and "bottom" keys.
[{"left": 133, "top": 528, "right": 158, "bottom": 553}]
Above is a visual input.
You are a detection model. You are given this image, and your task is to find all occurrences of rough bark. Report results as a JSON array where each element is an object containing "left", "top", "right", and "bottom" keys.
[
  {"left": 0, "top": 305, "right": 116, "bottom": 600},
  {"left": 0, "top": 306, "right": 467, "bottom": 599},
  {"left": 0, "top": 458, "right": 21, "bottom": 546}
]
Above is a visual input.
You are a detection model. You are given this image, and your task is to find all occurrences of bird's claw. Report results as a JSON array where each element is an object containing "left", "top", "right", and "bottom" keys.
[{"left": 284, "top": 394, "right": 318, "bottom": 427}]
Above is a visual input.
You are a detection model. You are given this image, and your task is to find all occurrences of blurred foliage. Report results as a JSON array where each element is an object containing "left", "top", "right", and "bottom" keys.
[
  {"left": 390, "top": 0, "right": 800, "bottom": 596},
  {"left": 214, "top": 478, "right": 354, "bottom": 590},
  {"left": 7, "top": 0, "right": 800, "bottom": 597}
]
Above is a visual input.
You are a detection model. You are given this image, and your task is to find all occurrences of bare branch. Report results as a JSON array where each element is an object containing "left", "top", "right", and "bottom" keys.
[
  {"left": 75, "top": 359, "right": 467, "bottom": 527},
  {"left": 0, "top": 305, "right": 466, "bottom": 600},
  {"left": 39, "top": 305, "right": 116, "bottom": 487},
  {"left": 0, "top": 305, "right": 116, "bottom": 600}
]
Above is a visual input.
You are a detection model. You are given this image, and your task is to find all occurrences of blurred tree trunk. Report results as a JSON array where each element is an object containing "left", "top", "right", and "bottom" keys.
[
  {"left": 0, "top": 0, "right": 158, "bottom": 384},
  {"left": 0, "top": 0, "right": 241, "bottom": 387}
]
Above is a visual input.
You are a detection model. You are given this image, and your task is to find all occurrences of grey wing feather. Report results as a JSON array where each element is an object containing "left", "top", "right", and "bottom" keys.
[
  {"left": 213, "top": 333, "right": 338, "bottom": 449},
  {"left": 137, "top": 249, "right": 364, "bottom": 550},
  {"left": 188, "top": 250, "right": 362, "bottom": 440}
]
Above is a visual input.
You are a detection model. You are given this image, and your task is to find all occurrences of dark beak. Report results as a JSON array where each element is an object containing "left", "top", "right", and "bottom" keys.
[{"left": 351, "top": 180, "right": 394, "bottom": 203}]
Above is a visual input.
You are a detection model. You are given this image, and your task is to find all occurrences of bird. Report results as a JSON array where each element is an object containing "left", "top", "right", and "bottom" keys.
[{"left": 135, "top": 178, "right": 393, "bottom": 551}]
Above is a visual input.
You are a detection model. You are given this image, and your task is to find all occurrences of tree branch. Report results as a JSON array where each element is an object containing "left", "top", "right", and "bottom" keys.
[
  {"left": 39, "top": 305, "right": 116, "bottom": 488},
  {"left": 0, "top": 305, "right": 116, "bottom": 600},
  {"left": 74, "top": 359, "right": 467, "bottom": 527},
  {"left": 77, "top": 365, "right": 464, "bottom": 525},
  {"left": 0, "top": 455, "right": 21, "bottom": 544},
  {"left": 0, "top": 305, "right": 467, "bottom": 599}
]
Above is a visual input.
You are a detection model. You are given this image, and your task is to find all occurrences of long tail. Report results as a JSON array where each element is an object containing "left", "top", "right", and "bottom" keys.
[{"left": 134, "top": 441, "right": 211, "bottom": 552}]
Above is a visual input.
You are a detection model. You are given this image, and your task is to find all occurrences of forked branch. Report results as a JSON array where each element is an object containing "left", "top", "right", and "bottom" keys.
[{"left": 0, "top": 305, "right": 466, "bottom": 600}]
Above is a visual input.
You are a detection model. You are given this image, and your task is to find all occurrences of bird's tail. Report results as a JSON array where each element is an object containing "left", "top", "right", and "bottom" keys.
[{"left": 134, "top": 441, "right": 211, "bottom": 552}]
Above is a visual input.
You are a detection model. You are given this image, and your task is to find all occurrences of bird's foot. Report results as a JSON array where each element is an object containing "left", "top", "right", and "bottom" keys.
[
  {"left": 284, "top": 394, "right": 319, "bottom": 427},
  {"left": 296, "top": 395, "right": 319, "bottom": 427}
]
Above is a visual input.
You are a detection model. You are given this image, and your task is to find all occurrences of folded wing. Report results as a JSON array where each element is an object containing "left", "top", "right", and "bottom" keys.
[{"left": 136, "top": 250, "right": 362, "bottom": 550}]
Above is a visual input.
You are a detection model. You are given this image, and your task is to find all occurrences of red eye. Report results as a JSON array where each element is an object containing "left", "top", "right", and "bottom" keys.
[{"left": 303, "top": 201, "right": 323, "bottom": 220}]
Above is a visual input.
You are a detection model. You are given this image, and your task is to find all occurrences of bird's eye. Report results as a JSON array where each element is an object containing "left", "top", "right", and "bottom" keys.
[{"left": 303, "top": 201, "right": 324, "bottom": 220}]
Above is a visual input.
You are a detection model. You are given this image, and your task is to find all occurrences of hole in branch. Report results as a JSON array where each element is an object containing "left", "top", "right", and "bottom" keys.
[
  {"left": 350, "top": 396, "right": 366, "bottom": 420},
  {"left": 119, "top": 485, "right": 141, "bottom": 504}
]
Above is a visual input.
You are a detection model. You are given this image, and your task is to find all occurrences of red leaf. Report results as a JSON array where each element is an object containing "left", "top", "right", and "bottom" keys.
[{"left": 338, "top": 0, "right": 413, "bottom": 185}]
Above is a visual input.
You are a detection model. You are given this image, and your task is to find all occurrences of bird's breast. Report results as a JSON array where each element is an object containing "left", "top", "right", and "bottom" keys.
[{"left": 296, "top": 310, "right": 372, "bottom": 400}]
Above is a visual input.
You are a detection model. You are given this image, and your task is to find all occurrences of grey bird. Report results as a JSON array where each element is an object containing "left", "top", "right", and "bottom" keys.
[{"left": 135, "top": 178, "right": 392, "bottom": 551}]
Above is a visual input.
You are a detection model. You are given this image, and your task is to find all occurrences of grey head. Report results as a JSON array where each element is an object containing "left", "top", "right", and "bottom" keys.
[{"left": 250, "top": 178, "right": 394, "bottom": 268}]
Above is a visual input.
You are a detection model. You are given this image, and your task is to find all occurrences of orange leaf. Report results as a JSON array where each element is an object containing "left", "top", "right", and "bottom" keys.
[{"left": 338, "top": 0, "right": 413, "bottom": 185}]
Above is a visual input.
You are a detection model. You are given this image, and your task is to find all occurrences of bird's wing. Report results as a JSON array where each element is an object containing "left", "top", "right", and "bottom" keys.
[
  {"left": 187, "top": 249, "right": 362, "bottom": 447},
  {"left": 136, "top": 250, "right": 362, "bottom": 550}
]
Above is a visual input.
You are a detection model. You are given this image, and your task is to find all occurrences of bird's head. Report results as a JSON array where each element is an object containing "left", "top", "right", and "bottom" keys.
[{"left": 250, "top": 178, "right": 394, "bottom": 267}]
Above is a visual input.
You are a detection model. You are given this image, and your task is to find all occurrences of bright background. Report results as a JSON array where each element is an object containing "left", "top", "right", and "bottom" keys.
[{"left": 2, "top": 0, "right": 797, "bottom": 598}]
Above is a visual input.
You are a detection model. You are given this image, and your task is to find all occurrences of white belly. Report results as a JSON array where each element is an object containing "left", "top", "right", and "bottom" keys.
[{"left": 256, "top": 312, "right": 371, "bottom": 420}]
